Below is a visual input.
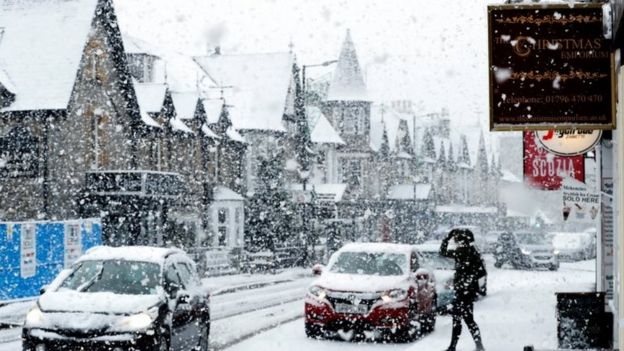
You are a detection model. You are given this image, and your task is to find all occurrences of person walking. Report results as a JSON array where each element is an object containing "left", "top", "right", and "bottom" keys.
[{"left": 440, "top": 228, "right": 486, "bottom": 351}]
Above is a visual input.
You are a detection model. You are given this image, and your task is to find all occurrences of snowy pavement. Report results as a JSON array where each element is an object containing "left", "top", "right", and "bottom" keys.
[{"left": 225, "top": 259, "right": 596, "bottom": 351}]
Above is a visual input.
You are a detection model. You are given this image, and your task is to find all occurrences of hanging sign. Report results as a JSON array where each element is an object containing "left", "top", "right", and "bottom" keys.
[
  {"left": 523, "top": 131, "right": 585, "bottom": 190},
  {"left": 534, "top": 129, "right": 602, "bottom": 156},
  {"left": 562, "top": 179, "right": 600, "bottom": 223},
  {"left": 488, "top": 4, "right": 616, "bottom": 131},
  {"left": 64, "top": 223, "right": 83, "bottom": 268},
  {"left": 20, "top": 224, "right": 37, "bottom": 278}
]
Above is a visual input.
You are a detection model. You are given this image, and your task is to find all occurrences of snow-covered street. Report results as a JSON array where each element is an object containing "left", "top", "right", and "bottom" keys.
[
  {"left": 0, "top": 259, "right": 594, "bottom": 351},
  {"left": 226, "top": 259, "right": 595, "bottom": 351}
]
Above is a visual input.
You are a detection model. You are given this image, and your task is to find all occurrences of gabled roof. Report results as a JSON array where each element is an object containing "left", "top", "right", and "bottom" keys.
[
  {"left": 213, "top": 185, "right": 244, "bottom": 201},
  {"left": 133, "top": 81, "right": 166, "bottom": 128},
  {"left": 193, "top": 52, "right": 294, "bottom": 132},
  {"left": 122, "top": 35, "right": 160, "bottom": 57},
  {"left": 326, "top": 30, "right": 369, "bottom": 102},
  {"left": 0, "top": 0, "right": 99, "bottom": 112},
  {"left": 307, "top": 106, "right": 344, "bottom": 145},
  {"left": 370, "top": 104, "right": 411, "bottom": 153},
  {"left": 171, "top": 92, "right": 199, "bottom": 121}
]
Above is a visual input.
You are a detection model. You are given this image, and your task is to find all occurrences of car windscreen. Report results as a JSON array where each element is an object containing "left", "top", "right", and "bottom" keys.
[
  {"left": 329, "top": 251, "right": 407, "bottom": 276},
  {"left": 419, "top": 251, "right": 455, "bottom": 270},
  {"left": 59, "top": 260, "right": 161, "bottom": 295},
  {"left": 515, "top": 233, "right": 548, "bottom": 245}
]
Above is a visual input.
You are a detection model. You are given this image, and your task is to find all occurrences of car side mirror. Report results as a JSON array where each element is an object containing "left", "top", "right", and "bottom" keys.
[
  {"left": 312, "top": 264, "right": 324, "bottom": 276},
  {"left": 39, "top": 285, "right": 49, "bottom": 295},
  {"left": 415, "top": 268, "right": 430, "bottom": 286}
]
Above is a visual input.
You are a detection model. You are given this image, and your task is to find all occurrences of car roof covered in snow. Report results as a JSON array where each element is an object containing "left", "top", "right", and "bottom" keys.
[
  {"left": 337, "top": 242, "right": 414, "bottom": 256},
  {"left": 0, "top": 0, "right": 99, "bottom": 112},
  {"left": 78, "top": 246, "right": 187, "bottom": 265},
  {"left": 413, "top": 242, "right": 442, "bottom": 253}
]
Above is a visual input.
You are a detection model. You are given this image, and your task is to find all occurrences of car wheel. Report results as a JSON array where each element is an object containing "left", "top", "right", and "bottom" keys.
[
  {"left": 494, "top": 260, "right": 503, "bottom": 268},
  {"left": 549, "top": 264, "right": 559, "bottom": 271},
  {"left": 305, "top": 322, "right": 324, "bottom": 339}
]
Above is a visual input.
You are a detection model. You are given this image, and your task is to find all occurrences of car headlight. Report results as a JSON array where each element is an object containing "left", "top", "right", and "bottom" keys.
[
  {"left": 381, "top": 289, "right": 408, "bottom": 303},
  {"left": 308, "top": 286, "right": 327, "bottom": 300},
  {"left": 113, "top": 311, "right": 155, "bottom": 332},
  {"left": 553, "top": 250, "right": 560, "bottom": 255},
  {"left": 25, "top": 306, "right": 43, "bottom": 327},
  {"left": 521, "top": 248, "right": 532, "bottom": 255}
]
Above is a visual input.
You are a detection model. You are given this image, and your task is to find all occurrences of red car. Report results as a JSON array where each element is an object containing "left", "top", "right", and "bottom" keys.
[{"left": 305, "top": 243, "right": 437, "bottom": 342}]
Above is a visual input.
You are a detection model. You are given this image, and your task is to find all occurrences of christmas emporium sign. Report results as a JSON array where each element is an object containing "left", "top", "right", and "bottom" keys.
[
  {"left": 488, "top": 4, "right": 615, "bottom": 131},
  {"left": 523, "top": 131, "right": 584, "bottom": 190}
]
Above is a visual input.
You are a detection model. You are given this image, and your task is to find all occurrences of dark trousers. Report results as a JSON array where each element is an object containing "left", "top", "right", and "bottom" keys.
[{"left": 449, "top": 293, "right": 482, "bottom": 348}]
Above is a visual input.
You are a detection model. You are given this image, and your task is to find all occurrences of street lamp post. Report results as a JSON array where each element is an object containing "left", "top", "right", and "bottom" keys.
[{"left": 300, "top": 59, "right": 337, "bottom": 264}]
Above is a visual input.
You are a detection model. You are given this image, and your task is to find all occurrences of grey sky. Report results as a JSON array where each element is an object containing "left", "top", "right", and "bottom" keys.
[{"left": 115, "top": 0, "right": 495, "bottom": 128}]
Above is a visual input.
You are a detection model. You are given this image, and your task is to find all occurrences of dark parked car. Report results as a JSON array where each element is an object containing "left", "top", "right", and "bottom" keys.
[
  {"left": 22, "top": 246, "right": 210, "bottom": 351},
  {"left": 494, "top": 231, "right": 559, "bottom": 270}
]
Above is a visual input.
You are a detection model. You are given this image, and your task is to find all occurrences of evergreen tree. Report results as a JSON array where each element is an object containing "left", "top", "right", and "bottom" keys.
[
  {"left": 437, "top": 141, "right": 447, "bottom": 170},
  {"left": 447, "top": 142, "right": 457, "bottom": 172},
  {"left": 245, "top": 151, "right": 292, "bottom": 252},
  {"left": 459, "top": 134, "right": 471, "bottom": 166},
  {"left": 422, "top": 128, "right": 435, "bottom": 161},
  {"left": 293, "top": 64, "right": 313, "bottom": 173},
  {"left": 379, "top": 123, "right": 390, "bottom": 159},
  {"left": 476, "top": 131, "right": 489, "bottom": 177}
]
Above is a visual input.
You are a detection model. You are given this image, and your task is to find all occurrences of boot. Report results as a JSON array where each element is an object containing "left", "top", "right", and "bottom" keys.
[{"left": 475, "top": 340, "right": 485, "bottom": 351}]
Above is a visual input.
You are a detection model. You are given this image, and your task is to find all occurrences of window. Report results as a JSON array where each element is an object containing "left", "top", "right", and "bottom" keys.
[
  {"left": 174, "top": 262, "right": 192, "bottom": 287},
  {"left": 164, "top": 263, "right": 182, "bottom": 290},
  {"left": 410, "top": 253, "right": 420, "bottom": 272},
  {"left": 0, "top": 126, "right": 39, "bottom": 178},
  {"left": 218, "top": 227, "right": 227, "bottom": 246},
  {"left": 340, "top": 159, "right": 361, "bottom": 186},
  {"left": 340, "top": 107, "right": 363, "bottom": 135}
]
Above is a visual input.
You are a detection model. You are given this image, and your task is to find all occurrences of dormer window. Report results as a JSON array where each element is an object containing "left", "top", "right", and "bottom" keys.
[{"left": 127, "top": 53, "right": 156, "bottom": 83}]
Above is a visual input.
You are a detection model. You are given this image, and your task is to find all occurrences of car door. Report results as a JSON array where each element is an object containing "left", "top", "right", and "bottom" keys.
[
  {"left": 412, "top": 251, "right": 435, "bottom": 313},
  {"left": 174, "top": 260, "right": 204, "bottom": 348},
  {"left": 163, "top": 260, "right": 193, "bottom": 351}
]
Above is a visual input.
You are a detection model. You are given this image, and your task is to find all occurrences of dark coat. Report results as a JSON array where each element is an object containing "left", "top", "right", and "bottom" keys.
[{"left": 440, "top": 236, "right": 485, "bottom": 301}]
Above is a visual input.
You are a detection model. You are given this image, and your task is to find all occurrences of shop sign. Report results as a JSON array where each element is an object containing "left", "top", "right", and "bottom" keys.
[
  {"left": 488, "top": 4, "right": 615, "bottom": 130},
  {"left": 523, "top": 131, "right": 584, "bottom": 190},
  {"left": 534, "top": 129, "right": 602, "bottom": 156},
  {"left": 562, "top": 179, "right": 600, "bottom": 223}
]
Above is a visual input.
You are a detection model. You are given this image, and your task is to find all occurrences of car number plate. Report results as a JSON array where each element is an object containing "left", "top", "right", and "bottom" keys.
[{"left": 335, "top": 303, "right": 368, "bottom": 314}]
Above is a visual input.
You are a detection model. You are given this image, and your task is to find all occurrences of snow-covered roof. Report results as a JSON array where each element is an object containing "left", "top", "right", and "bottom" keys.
[
  {"left": 122, "top": 33, "right": 213, "bottom": 92},
  {"left": 0, "top": 0, "right": 99, "bottom": 112},
  {"left": 122, "top": 35, "right": 160, "bottom": 57},
  {"left": 370, "top": 104, "right": 411, "bottom": 153},
  {"left": 226, "top": 128, "right": 246, "bottom": 143},
  {"left": 326, "top": 30, "right": 369, "bottom": 102},
  {"left": 170, "top": 117, "right": 193, "bottom": 134},
  {"left": 201, "top": 124, "right": 220, "bottom": 139},
  {"left": 501, "top": 169, "right": 522, "bottom": 183},
  {"left": 171, "top": 92, "right": 198, "bottom": 120},
  {"left": 307, "top": 106, "right": 344, "bottom": 145},
  {"left": 202, "top": 99, "right": 223, "bottom": 124},
  {"left": 134, "top": 81, "right": 166, "bottom": 128},
  {"left": 387, "top": 184, "right": 432, "bottom": 201},
  {"left": 435, "top": 205, "right": 498, "bottom": 214},
  {"left": 193, "top": 52, "right": 294, "bottom": 132},
  {"left": 213, "top": 185, "right": 244, "bottom": 201},
  {"left": 290, "top": 183, "right": 347, "bottom": 202},
  {"left": 79, "top": 245, "right": 185, "bottom": 265}
]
